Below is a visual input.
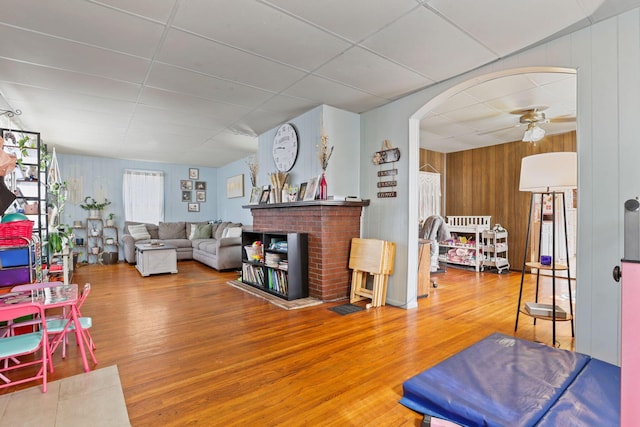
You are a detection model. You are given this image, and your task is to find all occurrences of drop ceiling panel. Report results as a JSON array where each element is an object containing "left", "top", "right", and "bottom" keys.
[
  {"left": 283, "top": 75, "right": 388, "bottom": 113},
  {"left": 96, "top": 0, "right": 177, "bottom": 23},
  {"left": 156, "top": 30, "right": 307, "bottom": 92},
  {"left": 362, "top": 6, "right": 497, "bottom": 81},
  {"left": 146, "top": 63, "right": 275, "bottom": 108},
  {"left": 425, "top": 0, "right": 590, "bottom": 56},
  {"left": 464, "top": 74, "right": 540, "bottom": 105},
  {"left": 0, "top": 25, "right": 150, "bottom": 83},
  {"left": 172, "top": 0, "right": 351, "bottom": 70},
  {"left": 138, "top": 87, "right": 252, "bottom": 122},
  {"left": 0, "top": 0, "right": 165, "bottom": 58},
  {"left": 314, "top": 47, "right": 433, "bottom": 99},
  {"left": 132, "top": 105, "right": 230, "bottom": 131},
  {"left": 0, "top": 58, "right": 141, "bottom": 102},
  {"left": 264, "top": 0, "right": 419, "bottom": 42}
]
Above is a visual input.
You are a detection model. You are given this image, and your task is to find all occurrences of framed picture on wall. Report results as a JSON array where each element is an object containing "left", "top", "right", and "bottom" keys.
[
  {"left": 189, "top": 168, "right": 199, "bottom": 180},
  {"left": 226, "top": 174, "right": 244, "bottom": 198},
  {"left": 188, "top": 203, "right": 200, "bottom": 212},
  {"left": 195, "top": 181, "right": 206, "bottom": 190},
  {"left": 181, "top": 180, "right": 193, "bottom": 190},
  {"left": 182, "top": 191, "right": 191, "bottom": 202},
  {"left": 196, "top": 190, "right": 206, "bottom": 202}
]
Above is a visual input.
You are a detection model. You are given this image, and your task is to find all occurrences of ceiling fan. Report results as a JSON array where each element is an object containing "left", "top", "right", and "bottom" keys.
[{"left": 481, "top": 106, "right": 576, "bottom": 142}]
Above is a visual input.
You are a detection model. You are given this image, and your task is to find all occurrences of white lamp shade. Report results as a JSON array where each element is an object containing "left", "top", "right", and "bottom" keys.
[{"left": 519, "top": 152, "right": 577, "bottom": 192}]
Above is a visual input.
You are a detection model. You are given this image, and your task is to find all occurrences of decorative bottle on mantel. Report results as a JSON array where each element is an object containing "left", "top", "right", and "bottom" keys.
[{"left": 319, "top": 171, "right": 328, "bottom": 200}]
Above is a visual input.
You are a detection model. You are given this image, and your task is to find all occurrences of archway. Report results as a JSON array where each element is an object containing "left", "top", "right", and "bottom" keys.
[{"left": 406, "top": 67, "right": 577, "bottom": 308}]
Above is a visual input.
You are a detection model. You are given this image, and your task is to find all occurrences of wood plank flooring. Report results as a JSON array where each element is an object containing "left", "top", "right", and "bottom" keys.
[{"left": 0, "top": 261, "right": 575, "bottom": 426}]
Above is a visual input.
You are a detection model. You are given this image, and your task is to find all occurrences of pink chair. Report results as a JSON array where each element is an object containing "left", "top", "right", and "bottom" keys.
[
  {"left": 47, "top": 283, "right": 97, "bottom": 366},
  {"left": 0, "top": 303, "right": 49, "bottom": 392},
  {"left": 9, "top": 282, "right": 66, "bottom": 337}
]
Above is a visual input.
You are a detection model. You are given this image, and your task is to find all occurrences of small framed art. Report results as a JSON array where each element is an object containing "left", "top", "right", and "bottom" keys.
[
  {"left": 298, "top": 182, "right": 307, "bottom": 201},
  {"left": 304, "top": 176, "right": 318, "bottom": 201},
  {"left": 195, "top": 181, "right": 206, "bottom": 190},
  {"left": 182, "top": 191, "right": 192, "bottom": 202},
  {"left": 188, "top": 203, "right": 200, "bottom": 212},
  {"left": 181, "top": 180, "right": 193, "bottom": 190},
  {"left": 189, "top": 168, "right": 199, "bottom": 180},
  {"left": 249, "top": 187, "right": 262, "bottom": 204},
  {"left": 196, "top": 190, "right": 206, "bottom": 202},
  {"left": 259, "top": 189, "right": 271, "bottom": 204}
]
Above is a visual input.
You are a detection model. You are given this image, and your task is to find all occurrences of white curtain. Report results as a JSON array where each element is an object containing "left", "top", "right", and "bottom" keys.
[
  {"left": 122, "top": 169, "right": 164, "bottom": 224},
  {"left": 418, "top": 172, "right": 441, "bottom": 224}
]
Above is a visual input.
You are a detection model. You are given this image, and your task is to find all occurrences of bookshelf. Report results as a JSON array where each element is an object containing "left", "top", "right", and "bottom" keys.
[{"left": 241, "top": 230, "right": 308, "bottom": 300}]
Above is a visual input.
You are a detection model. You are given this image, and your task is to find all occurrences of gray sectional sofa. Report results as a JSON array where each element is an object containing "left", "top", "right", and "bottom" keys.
[{"left": 121, "top": 221, "right": 244, "bottom": 271}]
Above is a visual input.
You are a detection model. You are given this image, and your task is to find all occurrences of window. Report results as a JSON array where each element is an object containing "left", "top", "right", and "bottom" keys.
[{"left": 122, "top": 169, "right": 164, "bottom": 224}]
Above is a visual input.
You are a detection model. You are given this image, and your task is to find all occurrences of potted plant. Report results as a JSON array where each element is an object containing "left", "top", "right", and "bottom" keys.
[
  {"left": 106, "top": 212, "right": 115, "bottom": 227},
  {"left": 80, "top": 196, "right": 111, "bottom": 218}
]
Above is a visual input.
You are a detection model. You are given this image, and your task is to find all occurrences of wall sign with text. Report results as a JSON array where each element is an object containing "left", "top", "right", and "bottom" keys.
[{"left": 373, "top": 140, "right": 399, "bottom": 198}]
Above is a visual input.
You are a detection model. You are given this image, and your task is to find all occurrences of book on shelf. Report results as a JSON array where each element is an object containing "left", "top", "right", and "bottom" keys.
[
  {"left": 524, "top": 302, "right": 568, "bottom": 319},
  {"left": 328, "top": 195, "right": 362, "bottom": 202}
]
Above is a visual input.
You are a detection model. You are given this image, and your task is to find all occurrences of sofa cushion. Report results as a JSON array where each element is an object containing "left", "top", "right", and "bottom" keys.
[
  {"left": 210, "top": 223, "right": 220, "bottom": 238},
  {"left": 190, "top": 223, "right": 212, "bottom": 239},
  {"left": 198, "top": 240, "right": 219, "bottom": 255},
  {"left": 159, "top": 222, "right": 186, "bottom": 239},
  {"left": 162, "top": 238, "right": 193, "bottom": 249},
  {"left": 128, "top": 224, "right": 151, "bottom": 241}
]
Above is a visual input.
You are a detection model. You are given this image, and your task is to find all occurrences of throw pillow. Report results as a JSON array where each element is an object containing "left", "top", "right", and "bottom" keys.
[
  {"left": 222, "top": 226, "right": 242, "bottom": 238},
  {"left": 214, "top": 221, "right": 231, "bottom": 240},
  {"left": 128, "top": 224, "right": 151, "bottom": 241},
  {"left": 190, "top": 223, "right": 212, "bottom": 240}
]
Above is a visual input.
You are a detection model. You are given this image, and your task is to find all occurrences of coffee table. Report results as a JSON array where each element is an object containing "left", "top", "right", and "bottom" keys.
[{"left": 135, "top": 243, "right": 178, "bottom": 277}]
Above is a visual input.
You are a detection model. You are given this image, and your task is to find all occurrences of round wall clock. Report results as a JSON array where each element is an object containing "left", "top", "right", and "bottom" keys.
[{"left": 272, "top": 123, "right": 299, "bottom": 172}]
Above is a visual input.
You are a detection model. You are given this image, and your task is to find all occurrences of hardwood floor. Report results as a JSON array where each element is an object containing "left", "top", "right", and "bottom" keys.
[{"left": 0, "top": 261, "right": 575, "bottom": 426}]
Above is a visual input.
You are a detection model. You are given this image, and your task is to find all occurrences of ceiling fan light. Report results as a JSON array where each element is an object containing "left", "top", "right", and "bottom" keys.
[{"left": 522, "top": 124, "right": 546, "bottom": 142}]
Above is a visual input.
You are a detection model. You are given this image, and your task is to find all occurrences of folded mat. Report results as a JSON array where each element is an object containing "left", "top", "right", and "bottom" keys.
[
  {"left": 536, "top": 358, "right": 620, "bottom": 426},
  {"left": 400, "top": 332, "right": 590, "bottom": 427}
]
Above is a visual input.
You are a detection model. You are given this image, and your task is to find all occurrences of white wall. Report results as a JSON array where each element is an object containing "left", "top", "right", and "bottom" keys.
[{"left": 361, "top": 9, "right": 640, "bottom": 364}]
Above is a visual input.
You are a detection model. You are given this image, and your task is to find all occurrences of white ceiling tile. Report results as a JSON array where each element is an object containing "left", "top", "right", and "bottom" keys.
[
  {"left": 264, "top": 0, "right": 419, "bottom": 41},
  {"left": 0, "top": 25, "right": 150, "bottom": 83},
  {"left": 96, "top": 0, "right": 177, "bottom": 22},
  {"left": 283, "top": 75, "right": 388, "bottom": 113},
  {"left": 0, "top": 58, "right": 141, "bottom": 101},
  {"left": 0, "top": 0, "right": 165, "bottom": 57},
  {"left": 463, "top": 74, "right": 538, "bottom": 105},
  {"left": 173, "top": 0, "right": 351, "bottom": 70},
  {"left": 157, "top": 30, "right": 307, "bottom": 92},
  {"left": 138, "top": 87, "right": 252, "bottom": 122},
  {"left": 315, "top": 47, "right": 433, "bottom": 99},
  {"left": 362, "top": 6, "right": 496, "bottom": 81},
  {"left": 258, "top": 95, "right": 318, "bottom": 117},
  {"left": 424, "top": 0, "right": 590, "bottom": 57},
  {"left": 132, "top": 105, "right": 229, "bottom": 131},
  {"left": 146, "top": 63, "right": 275, "bottom": 108}
]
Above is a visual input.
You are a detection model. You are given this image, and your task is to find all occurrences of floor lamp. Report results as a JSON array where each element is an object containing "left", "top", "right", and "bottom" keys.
[{"left": 515, "top": 152, "right": 577, "bottom": 346}]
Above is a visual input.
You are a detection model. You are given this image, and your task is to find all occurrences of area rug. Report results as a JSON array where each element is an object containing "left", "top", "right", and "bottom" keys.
[
  {"left": 226, "top": 280, "right": 323, "bottom": 310},
  {"left": 0, "top": 365, "right": 130, "bottom": 426},
  {"left": 328, "top": 303, "right": 366, "bottom": 315}
]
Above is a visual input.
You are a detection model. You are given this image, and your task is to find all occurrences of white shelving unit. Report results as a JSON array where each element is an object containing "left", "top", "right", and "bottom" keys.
[
  {"left": 482, "top": 230, "right": 510, "bottom": 273},
  {"left": 439, "top": 216, "right": 491, "bottom": 272}
]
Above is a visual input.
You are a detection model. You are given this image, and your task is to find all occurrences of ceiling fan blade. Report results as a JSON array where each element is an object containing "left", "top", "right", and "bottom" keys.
[
  {"left": 509, "top": 105, "right": 548, "bottom": 115},
  {"left": 548, "top": 115, "right": 576, "bottom": 123}
]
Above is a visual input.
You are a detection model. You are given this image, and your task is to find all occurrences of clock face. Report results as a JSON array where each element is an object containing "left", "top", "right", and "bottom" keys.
[{"left": 272, "top": 123, "right": 299, "bottom": 172}]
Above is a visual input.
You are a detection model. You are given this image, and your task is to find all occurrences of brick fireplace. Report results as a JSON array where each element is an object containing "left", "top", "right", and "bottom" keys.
[{"left": 246, "top": 201, "right": 369, "bottom": 301}]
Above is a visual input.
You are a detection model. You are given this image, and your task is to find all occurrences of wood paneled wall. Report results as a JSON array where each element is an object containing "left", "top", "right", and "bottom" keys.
[{"left": 420, "top": 131, "right": 576, "bottom": 271}]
